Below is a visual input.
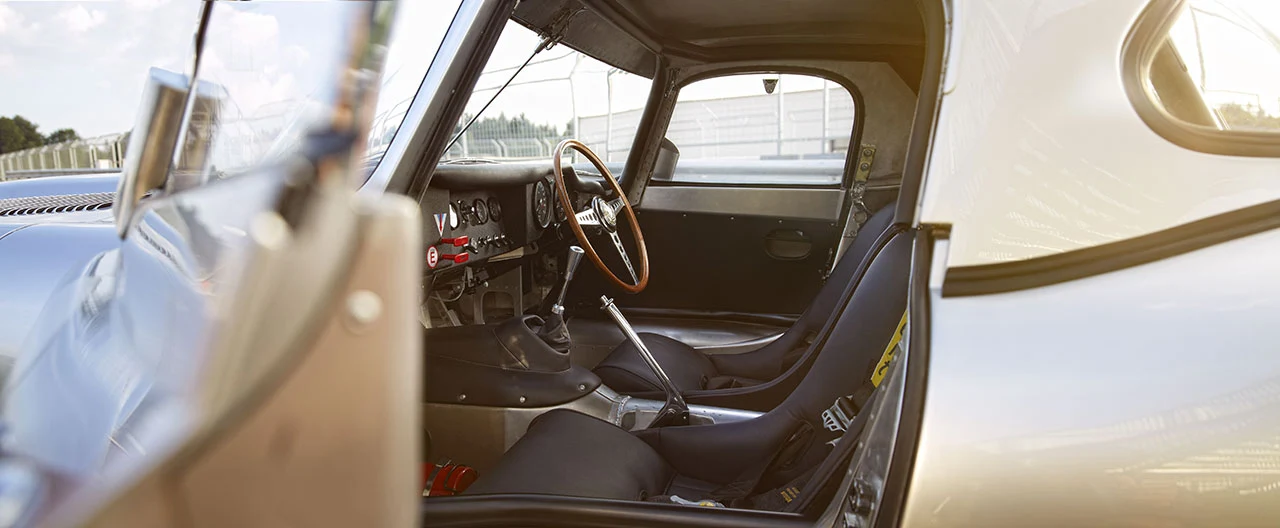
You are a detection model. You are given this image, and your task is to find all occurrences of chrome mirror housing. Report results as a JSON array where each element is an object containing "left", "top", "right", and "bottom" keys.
[{"left": 113, "top": 67, "right": 223, "bottom": 237}]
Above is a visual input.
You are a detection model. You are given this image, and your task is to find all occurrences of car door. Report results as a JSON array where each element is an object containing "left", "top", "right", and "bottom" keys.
[{"left": 583, "top": 71, "right": 902, "bottom": 316}]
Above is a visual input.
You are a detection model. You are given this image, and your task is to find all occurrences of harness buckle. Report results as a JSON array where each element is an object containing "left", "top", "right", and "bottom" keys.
[{"left": 821, "top": 395, "right": 859, "bottom": 433}]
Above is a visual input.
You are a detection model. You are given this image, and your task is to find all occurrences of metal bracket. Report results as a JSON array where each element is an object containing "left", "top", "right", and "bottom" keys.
[{"left": 828, "top": 144, "right": 877, "bottom": 277}]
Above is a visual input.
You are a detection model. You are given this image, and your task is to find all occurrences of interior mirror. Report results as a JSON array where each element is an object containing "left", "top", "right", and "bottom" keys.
[
  {"left": 763, "top": 77, "right": 779, "bottom": 94},
  {"left": 114, "top": 67, "right": 223, "bottom": 237}
]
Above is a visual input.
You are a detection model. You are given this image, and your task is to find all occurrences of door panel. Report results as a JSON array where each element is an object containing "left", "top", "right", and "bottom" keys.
[{"left": 568, "top": 185, "right": 844, "bottom": 315}]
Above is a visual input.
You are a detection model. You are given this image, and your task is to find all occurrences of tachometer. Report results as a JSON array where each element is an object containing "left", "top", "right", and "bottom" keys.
[
  {"left": 532, "top": 180, "right": 552, "bottom": 228},
  {"left": 472, "top": 198, "right": 489, "bottom": 225}
]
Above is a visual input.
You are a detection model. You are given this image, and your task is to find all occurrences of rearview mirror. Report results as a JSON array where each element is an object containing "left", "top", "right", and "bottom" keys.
[{"left": 114, "top": 67, "right": 223, "bottom": 237}]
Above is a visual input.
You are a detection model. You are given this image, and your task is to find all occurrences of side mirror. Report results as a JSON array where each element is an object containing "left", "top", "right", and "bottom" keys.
[{"left": 114, "top": 67, "right": 222, "bottom": 237}]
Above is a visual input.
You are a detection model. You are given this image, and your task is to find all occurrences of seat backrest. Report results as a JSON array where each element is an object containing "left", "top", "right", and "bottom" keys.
[
  {"left": 789, "top": 205, "right": 897, "bottom": 340},
  {"left": 639, "top": 229, "right": 913, "bottom": 485},
  {"left": 776, "top": 230, "right": 911, "bottom": 421}
]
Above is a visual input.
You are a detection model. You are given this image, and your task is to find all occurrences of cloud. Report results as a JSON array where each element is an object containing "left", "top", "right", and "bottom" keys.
[
  {"left": 123, "top": 0, "right": 170, "bottom": 12},
  {"left": 0, "top": 4, "right": 39, "bottom": 42},
  {"left": 0, "top": 52, "right": 15, "bottom": 74},
  {"left": 58, "top": 5, "right": 106, "bottom": 34}
]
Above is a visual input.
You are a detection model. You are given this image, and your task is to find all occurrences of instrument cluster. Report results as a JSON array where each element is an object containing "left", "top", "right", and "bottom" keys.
[{"left": 421, "top": 176, "right": 572, "bottom": 273}]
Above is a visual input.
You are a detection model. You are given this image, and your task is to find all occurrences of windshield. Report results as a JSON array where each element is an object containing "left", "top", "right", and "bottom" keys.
[
  {"left": 443, "top": 20, "right": 652, "bottom": 166},
  {"left": 366, "top": 1, "right": 463, "bottom": 166}
]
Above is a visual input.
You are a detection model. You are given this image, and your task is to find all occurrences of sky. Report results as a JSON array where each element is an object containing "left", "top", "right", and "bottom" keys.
[{"left": 1, "top": 0, "right": 1277, "bottom": 144}]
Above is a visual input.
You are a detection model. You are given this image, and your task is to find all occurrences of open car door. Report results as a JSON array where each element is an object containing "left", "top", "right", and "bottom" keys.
[{"left": 0, "top": 4, "right": 423, "bottom": 527}]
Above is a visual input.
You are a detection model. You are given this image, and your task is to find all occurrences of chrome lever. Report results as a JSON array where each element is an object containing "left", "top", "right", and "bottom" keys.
[
  {"left": 551, "top": 246, "right": 585, "bottom": 315},
  {"left": 601, "top": 295, "right": 689, "bottom": 427}
]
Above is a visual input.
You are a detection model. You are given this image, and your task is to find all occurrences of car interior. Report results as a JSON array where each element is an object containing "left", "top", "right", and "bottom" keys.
[{"left": 416, "top": 0, "right": 930, "bottom": 520}]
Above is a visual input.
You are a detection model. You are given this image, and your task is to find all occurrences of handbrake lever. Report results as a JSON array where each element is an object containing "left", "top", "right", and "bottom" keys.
[{"left": 600, "top": 295, "right": 689, "bottom": 428}]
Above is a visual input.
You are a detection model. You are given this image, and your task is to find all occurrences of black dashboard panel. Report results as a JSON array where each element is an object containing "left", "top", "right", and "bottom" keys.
[{"left": 421, "top": 175, "right": 571, "bottom": 273}]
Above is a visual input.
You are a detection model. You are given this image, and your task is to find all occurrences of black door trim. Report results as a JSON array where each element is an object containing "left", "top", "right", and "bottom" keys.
[
  {"left": 420, "top": 495, "right": 810, "bottom": 528},
  {"left": 943, "top": 198, "right": 1280, "bottom": 297}
]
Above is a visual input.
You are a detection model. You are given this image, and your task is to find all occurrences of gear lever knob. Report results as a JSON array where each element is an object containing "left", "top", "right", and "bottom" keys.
[{"left": 552, "top": 246, "right": 586, "bottom": 315}]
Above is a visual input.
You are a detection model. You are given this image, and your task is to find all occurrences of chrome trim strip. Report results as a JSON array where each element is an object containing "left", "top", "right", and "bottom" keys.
[{"left": 639, "top": 185, "right": 844, "bottom": 221}]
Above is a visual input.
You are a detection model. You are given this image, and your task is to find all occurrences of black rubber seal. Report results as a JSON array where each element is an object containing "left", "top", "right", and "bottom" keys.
[{"left": 943, "top": 197, "right": 1280, "bottom": 297}]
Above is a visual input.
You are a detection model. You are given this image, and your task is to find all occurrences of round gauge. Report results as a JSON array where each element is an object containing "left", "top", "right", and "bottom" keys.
[
  {"left": 532, "top": 180, "right": 552, "bottom": 228},
  {"left": 447, "top": 202, "right": 459, "bottom": 229},
  {"left": 487, "top": 197, "right": 503, "bottom": 222},
  {"left": 555, "top": 194, "right": 567, "bottom": 223},
  {"left": 472, "top": 198, "right": 489, "bottom": 225}
]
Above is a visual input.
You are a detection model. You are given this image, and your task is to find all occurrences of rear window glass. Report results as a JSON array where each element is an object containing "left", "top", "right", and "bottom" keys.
[{"left": 658, "top": 73, "right": 854, "bottom": 186}]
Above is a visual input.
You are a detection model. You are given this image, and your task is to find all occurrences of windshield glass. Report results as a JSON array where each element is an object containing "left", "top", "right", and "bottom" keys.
[
  {"left": 444, "top": 20, "right": 652, "bottom": 166},
  {"left": 366, "top": 1, "right": 463, "bottom": 165}
]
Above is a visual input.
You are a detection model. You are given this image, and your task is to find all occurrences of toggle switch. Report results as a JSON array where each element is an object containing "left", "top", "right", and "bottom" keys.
[
  {"left": 439, "top": 236, "right": 469, "bottom": 247},
  {"left": 440, "top": 252, "right": 470, "bottom": 264}
]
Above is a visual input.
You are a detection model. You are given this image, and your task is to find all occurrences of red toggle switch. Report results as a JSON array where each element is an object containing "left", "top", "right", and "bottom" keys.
[
  {"left": 440, "top": 252, "right": 470, "bottom": 264},
  {"left": 439, "top": 236, "right": 469, "bottom": 247}
]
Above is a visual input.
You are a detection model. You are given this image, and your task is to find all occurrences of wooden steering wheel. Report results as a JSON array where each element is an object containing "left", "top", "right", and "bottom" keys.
[{"left": 551, "top": 139, "right": 649, "bottom": 293}]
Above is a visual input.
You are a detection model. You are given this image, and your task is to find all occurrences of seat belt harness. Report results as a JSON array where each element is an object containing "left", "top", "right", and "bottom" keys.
[{"left": 821, "top": 310, "right": 907, "bottom": 434}]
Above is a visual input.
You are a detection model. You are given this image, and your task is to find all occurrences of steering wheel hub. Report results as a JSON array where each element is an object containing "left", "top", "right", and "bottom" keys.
[{"left": 592, "top": 196, "right": 618, "bottom": 232}]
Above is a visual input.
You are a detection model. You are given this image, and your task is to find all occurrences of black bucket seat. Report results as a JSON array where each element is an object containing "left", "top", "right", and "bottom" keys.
[
  {"left": 464, "top": 226, "right": 912, "bottom": 506},
  {"left": 592, "top": 205, "right": 897, "bottom": 403}
]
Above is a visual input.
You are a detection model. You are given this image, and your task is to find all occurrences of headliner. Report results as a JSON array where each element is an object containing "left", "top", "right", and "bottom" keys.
[{"left": 513, "top": 0, "right": 925, "bottom": 78}]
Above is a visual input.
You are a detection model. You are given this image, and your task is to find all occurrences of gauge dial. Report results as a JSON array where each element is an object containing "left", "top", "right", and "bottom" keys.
[
  {"left": 532, "top": 180, "right": 552, "bottom": 228},
  {"left": 487, "top": 197, "right": 502, "bottom": 222},
  {"left": 554, "top": 194, "right": 567, "bottom": 223},
  {"left": 472, "top": 198, "right": 489, "bottom": 225},
  {"left": 448, "top": 202, "right": 459, "bottom": 229}
]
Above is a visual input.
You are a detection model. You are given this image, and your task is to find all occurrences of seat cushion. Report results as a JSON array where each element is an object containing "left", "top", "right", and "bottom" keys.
[
  {"left": 465, "top": 409, "right": 674, "bottom": 500},
  {"left": 593, "top": 333, "right": 718, "bottom": 394}
]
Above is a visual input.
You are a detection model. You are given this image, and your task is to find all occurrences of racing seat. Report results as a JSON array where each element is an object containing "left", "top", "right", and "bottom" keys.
[
  {"left": 592, "top": 205, "right": 897, "bottom": 399},
  {"left": 465, "top": 228, "right": 911, "bottom": 505}
]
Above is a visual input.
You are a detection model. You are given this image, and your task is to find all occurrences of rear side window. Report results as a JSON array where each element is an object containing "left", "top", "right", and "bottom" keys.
[
  {"left": 1132, "top": 0, "right": 1280, "bottom": 154},
  {"left": 658, "top": 73, "right": 855, "bottom": 186}
]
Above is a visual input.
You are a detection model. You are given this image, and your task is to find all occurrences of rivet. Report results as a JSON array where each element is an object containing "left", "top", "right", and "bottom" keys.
[
  {"left": 458, "top": 394, "right": 467, "bottom": 402},
  {"left": 578, "top": 384, "right": 587, "bottom": 391},
  {"left": 518, "top": 396, "right": 527, "bottom": 404},
  {"left": 345, "top": 290, "right": 383, "bottom": 327}
]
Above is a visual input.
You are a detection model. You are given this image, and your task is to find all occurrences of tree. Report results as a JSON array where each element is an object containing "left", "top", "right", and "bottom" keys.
[
  {"left": 1216, "top": 103, "right": 1280, "bottom": 132},
  {"left": 11, "top": 116, "right": 43, "bottom": 149},
  {"left": 44, "top": 128, "right": 80, "bottom": 145},
  {"left": 0, "top": 115, "right": 44, "bottom": 154}
]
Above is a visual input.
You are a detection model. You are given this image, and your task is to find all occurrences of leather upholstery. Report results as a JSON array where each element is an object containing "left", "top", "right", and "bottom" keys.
[
  {"left": 592, "top": 205, "right": 897, "bottom": 402},
  {"left": 424, "top": 315, "right": 602, "bottom": 406},
  {"left": 464, "top": 409, "right": 674, "bottom": 500},
  {"left": 470, "top": 229, "right": 914, "bottom": 502},
  {"left": 592, "top": 332, "right": 718, "bottom": 393}
]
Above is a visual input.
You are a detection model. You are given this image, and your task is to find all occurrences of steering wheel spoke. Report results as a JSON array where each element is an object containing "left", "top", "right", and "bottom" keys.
[
  {"left": 575, "top": 207, "right": 601, "bottom": 227},
  {"left": 609, "top": 231, "right": 639, "bottom": 284}
]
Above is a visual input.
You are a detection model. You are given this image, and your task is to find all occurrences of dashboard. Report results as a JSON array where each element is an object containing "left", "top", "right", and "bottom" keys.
[{"left": 420, "top": 166, "right": 571, "bottom": 273}]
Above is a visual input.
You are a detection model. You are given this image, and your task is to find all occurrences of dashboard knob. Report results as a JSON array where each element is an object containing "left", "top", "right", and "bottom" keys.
[
  {"left": 440, "top": 252, "right": 470, "bottom": 264},
  {"left": 440, "top": 236, "right": 469, "bottom": 247}
]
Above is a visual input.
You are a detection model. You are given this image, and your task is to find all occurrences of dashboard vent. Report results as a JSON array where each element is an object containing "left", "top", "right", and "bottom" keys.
[{"left": 0, "top": 192, "right": 114, "bottom": 217}]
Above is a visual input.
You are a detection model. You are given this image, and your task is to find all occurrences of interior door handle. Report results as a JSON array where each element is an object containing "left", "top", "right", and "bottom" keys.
[{"left": 764, "top": 229, "right": 812, "bottom": 260}]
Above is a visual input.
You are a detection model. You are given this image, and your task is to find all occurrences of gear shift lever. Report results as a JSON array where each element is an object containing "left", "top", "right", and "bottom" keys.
[
  {"left": 601, "top": 295, "right": 689, "bottom": 428},
  {"left": 552, "top": 246, "right": 585, "bottom": 315},
  {"left": 537, "top": 246, "right": 585, "bottom": 354}
]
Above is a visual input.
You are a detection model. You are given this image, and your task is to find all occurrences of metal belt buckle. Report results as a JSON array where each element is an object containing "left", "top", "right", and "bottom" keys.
[{"left": 821, "top": 395, "right": 857, "bottom": 433}]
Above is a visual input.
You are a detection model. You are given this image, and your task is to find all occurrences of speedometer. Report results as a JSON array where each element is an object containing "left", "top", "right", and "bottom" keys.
[{"left": 532, "top": 180, "right": 552, "bottom": 228}]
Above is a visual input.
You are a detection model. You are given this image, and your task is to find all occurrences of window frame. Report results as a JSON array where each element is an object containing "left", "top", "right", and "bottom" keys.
[
  {"left": 647, "top": 66, "right": 866, "bottom": 190},
  {"left": 1122, "top": 0, "right": 1280, "bottom": 158}
]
